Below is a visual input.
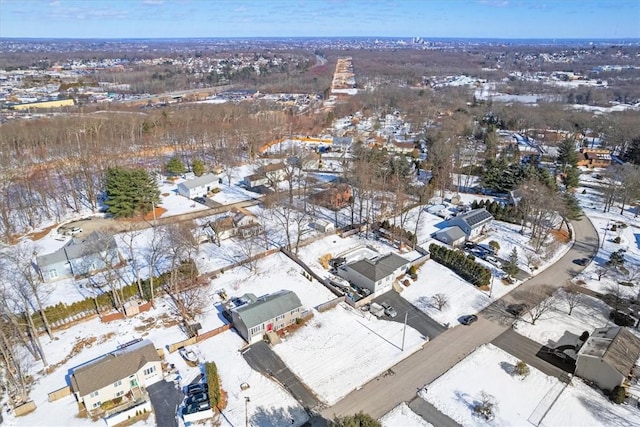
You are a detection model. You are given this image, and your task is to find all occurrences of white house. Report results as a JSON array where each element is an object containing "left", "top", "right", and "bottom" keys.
[
  {"left": 433, "top": 226, "right": 466, "bottom": 247},
  {"left": 70, "top": 339, "right": 162, "bottom": 412},
  {"left": 447, "top": 208, "right": 493, "bottom": 239},
  {"left": 177, "top": 173, "right": 219, "bottom": 199},
  {"left": 575, "top": 326, "right": 640, "bottom": 392},
  {"left": 338, "top": 252, "right": 410, "bottom": 295}
]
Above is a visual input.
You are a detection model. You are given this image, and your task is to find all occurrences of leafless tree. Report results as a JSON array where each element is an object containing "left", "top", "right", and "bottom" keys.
[
  {"left": 595, "top": 264, "right": 610, "bottom": 281},
  {"left": 432, "top": 293, "right": 449, "bottom": 311},
  {"left": 0, "top": 242, "right": 53, "bottom": 339},
  {"left": 520, "top": 285, "right": 556, "bottom": 325},
  {"left": 143, "top": 226, "right": 169, "bottom": 304},
  {"left": 235, "top": 234, "right": 263, "bottom": 273},
  {"left": 560, "top": 285, "right": 586, "bottom": 316},
  {"left": 117, "top": 226, "right": 146, "bottom": 299}
]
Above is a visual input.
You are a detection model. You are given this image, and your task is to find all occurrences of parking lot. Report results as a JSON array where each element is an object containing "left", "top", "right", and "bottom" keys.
[{"left": 372, "top": 290, "right": 447, "bottom": 340}]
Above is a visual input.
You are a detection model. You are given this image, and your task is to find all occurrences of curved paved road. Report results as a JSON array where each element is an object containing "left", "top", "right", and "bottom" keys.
[{"left": 320, "top": 217, "right": 599, "bottom": 421}]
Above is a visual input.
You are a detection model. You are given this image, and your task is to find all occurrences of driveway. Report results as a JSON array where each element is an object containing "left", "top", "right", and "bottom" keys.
[
  {"left": 147, "top": 380, "right": 184, "bottom": 427},
  {"left": 372, "top": 290, "right": 447, "bottom": 340},
  {"left": 243, "top": 341, "right": 321, "bottom": 410}
]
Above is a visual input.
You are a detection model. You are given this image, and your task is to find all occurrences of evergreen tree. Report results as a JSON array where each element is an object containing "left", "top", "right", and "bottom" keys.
[
  {"left": 557, "top": 138, "right": 579, "bottom": 173},
  {"left": 192, "top": 158, "right": 205, "bottom": 177},
  {"left": 504, "top": 247, "right": 520, "bottom": 277},
  {"left": 563, "top": 166, "right": 581, "bottom": 189},
  {"left": 105, "top": 167, "right": 160, "bottom": 218},
  {"left": 622, "top": 137, "right": 640, "bottom": 165},
  {"left": 166, "top": 156, "right": 186, "bottom": 175},
  {"left": 331, "top": 412, "right": 381, "bottom": 427}
]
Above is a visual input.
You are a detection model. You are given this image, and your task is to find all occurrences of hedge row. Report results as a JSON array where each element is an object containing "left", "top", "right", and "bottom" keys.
[
  {"left": 429, "top": 243, "right": 491, "bottom": 287},
  {"left": 205, "top": 361, "right": 222, "bottom": 408}
]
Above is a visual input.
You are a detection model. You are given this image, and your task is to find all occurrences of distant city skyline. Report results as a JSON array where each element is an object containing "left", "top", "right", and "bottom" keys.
[{"left": 0, "top": 0, "right": 638, "bottom": 40}]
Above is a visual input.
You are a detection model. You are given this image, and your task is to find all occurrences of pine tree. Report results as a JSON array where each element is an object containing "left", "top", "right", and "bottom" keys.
[
  {"left": 557, "top": 138, "right": 578, "bottom": 173},
  {"left": 504, "top": 247, "right": 519, "bottom": 277},
  {"left": 166, "top": 156, "right": 186, "bottom": 175},
  {"left": 192, "top": 159, "right": 205, "bottom": 177},
  {"left": 105, "top": 167, "right": 160, "bottom": 218},
  {"left": 563, "top": 166, "right": 581, "bottom": 189}
]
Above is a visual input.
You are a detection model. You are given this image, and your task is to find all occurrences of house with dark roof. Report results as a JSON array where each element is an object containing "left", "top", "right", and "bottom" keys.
[
  {"left": 337, "top": 252, "right": 410, "bottom": 294},
  {"left": 575, "top": 326, "right": 640, "bottom": 392},
  {"left": 36, "top": 231, "right": 121, "bottom": 282},
  {"left": 177, "top": 173, "right": 220, "bottom": 199},
  {"left": 241, "top": 162, "right": 286, "bottom": 188},
  {"left": 69, "top": 339, "right": 162, "bottom": 412},
  {"left": 447, "top": 208, "right": 493, "bottom": 240},
  {"left": 230, "top": 290, "right": 304, "bottom": 344},
  {"left": 433, "top": 226, "right": 466, "bottom": 247}
]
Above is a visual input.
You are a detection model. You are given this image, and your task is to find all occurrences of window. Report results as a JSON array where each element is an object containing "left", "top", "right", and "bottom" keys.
[
  {"left": 92, "top": 401, "right": 101, "bottom": 409},
  {"left": 116, "top": 391, "right": 124, "bottom": 397},
  {"left": 143, "top": 366, "right": 155, "bottom": 376},
  {"left": 48, "top": 269, "right": 58, "bottom": 279},
  {"left": 113, "top": 380, "right": 122, "bottom": 388},
  {"left": 90, "top": 391, "right": 99, "bottom": 398},
  {"left": 276, "top": 314, "right": 285, "bottom": 321}
]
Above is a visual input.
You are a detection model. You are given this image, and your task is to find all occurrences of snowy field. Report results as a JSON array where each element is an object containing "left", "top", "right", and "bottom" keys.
[
  {"left": 273, "top": 303, "right": 427, "bottom": 405},
  {"left": 380, "top": 403, "right": 433, "bottom": 427},
  {"left": 420, "top": 344, "right": 640, "bottom": 427}
]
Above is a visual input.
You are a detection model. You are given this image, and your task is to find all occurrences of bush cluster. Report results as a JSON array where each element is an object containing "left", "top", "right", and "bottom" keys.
[
  {"left": 380, "top": 220, "right": 417, "bottom": 244},
  {"left": 205, "top": 362, "right": 222, "bottom": 408},
  {"left": 471, "top": 199, "right": 522, "bottom": 224},
  {"left": 429, "top": 244, "right": 491, "bottom": 287}
]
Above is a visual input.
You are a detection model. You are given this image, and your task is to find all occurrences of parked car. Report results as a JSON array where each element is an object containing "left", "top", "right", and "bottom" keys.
[
  {"left": 460, "top": 314, "right": 478, "bottom": 325},
  {"left": 369, "top": 302, "right": 385, "bottom": 318},
  {"left": 193, "top": 196, "right": 207, "bottom": 204},
  {"left": 380, "top": 302, "right": 398, "bottom": 318},
  {"left": 185, "top": 392, "right": 209, "bottom": 406},
  {"left": 70, "top": 227, "right": 82, "bottom": 235},
  {"left": 609, "top": 310, "right": 637, "bottom": 327},
  {"left": 182, "top": 401, "right": 211, "bottom": 415},
  {"left": 486, "top": 255, "right": 502, "bottom": 268},
  {"left": 574, "top": 258, "right": 589, "bottom": 266},
  {"left": 506, "top": 303, "right": 529, "bottom": 317},
  {"left": 185, "top": 383, "right": 206, "bottom": 397}
]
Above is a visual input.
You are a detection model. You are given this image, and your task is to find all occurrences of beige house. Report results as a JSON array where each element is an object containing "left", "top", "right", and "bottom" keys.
[
  {"left": 575, "top": 326, "right": 640, "bottom": 392},
  {"left": 209, "top": 207, "right": 263, "bottom": 244},
  {"left": 70, "top": 339, "right": 162, "bottom": 412}
]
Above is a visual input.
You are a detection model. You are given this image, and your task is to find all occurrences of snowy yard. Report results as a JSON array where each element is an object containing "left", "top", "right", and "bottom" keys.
[
  {"left": 380, "top": 403, "right": 433, "bottom": 427},
  {"left": 273, "top": 303, "right": 427, "bottom": 405},
  {"left": 420, "top": 344, "right": 640, "bottom": 427}
]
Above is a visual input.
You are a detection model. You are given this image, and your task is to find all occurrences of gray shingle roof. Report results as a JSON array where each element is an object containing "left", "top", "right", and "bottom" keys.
[
  {"left": 347, "top": 253, "right": 409, "bottom": 282},
  {"left": 179, "top": 173, "right": 218, "bottom": 190},
  {"left": 457, "top": 208, "right": 493, "bottom": 228},
  {"left": 435, "top": 226, "right": 466, "bottom": 242},
  {"left": 36, "top": 231, "right": 118, "bottom": 269},
  {"left": 603, "top": 327, "right": 640, "bottom": 377},
  {"left": 232, "top": 290, "right": 302, "bottom": 330},
  {"left": 71, "top": 339, "right": 160, "bottom": 396}
]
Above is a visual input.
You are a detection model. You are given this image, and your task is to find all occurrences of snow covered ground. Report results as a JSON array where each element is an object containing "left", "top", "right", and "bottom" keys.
[
  {"left": 420, "top": 344, "right": 640, "bottom": 427},
  {"left": 380, "top": 402, "right": 433, "bottom": 427}
]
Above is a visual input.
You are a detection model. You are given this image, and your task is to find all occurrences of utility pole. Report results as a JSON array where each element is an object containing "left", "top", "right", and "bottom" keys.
[
  {"left": 401, "top": 311, "right": 408, "bottom": 351},
  {"left": 245, "top": 396, "right": 250, "bottom": 427},
  {"left": 489, "top": 274, "right": 494, "bottom": 298}
]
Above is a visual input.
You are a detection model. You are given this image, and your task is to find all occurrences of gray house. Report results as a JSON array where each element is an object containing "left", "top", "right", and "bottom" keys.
[
  {"left": 177, "top": 173, "right": 219, "bottom": 199},
  {"left": 575, "top": 326, "right": 640, "bottom": 392},
  {"left": 36, "top": 232, "right": 121, "bottom": 282},
  {"left": 433, "top": 226, "right": 466, "bottom": 247},
  {"left": 231, "top": 290, "right": 304, "bottom": 344},
  {"left": 70, "top": 339, "right": 162, "bottom": 412},
  {"left": 448, "top": 208, "right": 493, "bottom": 240},
  {"left": 338, "top": 253, "right": 410, "bottom": 294}
]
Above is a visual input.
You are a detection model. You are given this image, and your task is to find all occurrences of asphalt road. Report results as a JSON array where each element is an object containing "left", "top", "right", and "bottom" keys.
[
  {"left": 147, "top": 380, "right": 184, "bottom": 427},
  {"left": 320, "top": 216, "right": 599, "bottom": 421},
  {"left": 242, "top": 342, "right": 321, "bottom": 411},
  {"left": 492, "top": 329, "right": 567, "bottom": 378},
  {"left": 372, "top": 290, "right": 447, "bottom": 340}
]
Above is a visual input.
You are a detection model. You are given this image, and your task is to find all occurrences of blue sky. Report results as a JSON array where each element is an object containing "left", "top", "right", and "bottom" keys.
[{"left": 0, "top": 0, "right": 638, "bottom": 39}]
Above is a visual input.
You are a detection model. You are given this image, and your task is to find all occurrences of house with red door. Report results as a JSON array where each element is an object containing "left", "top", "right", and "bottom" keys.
[{"left": 230, "top": 290, "right": 304, "bottom": 344}]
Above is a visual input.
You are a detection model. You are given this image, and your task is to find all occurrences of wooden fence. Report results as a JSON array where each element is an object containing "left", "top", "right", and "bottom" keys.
[
  {"left": 316, "top": 296, "right": 345, "bottom": 313},
  {"left": 48, "top": 386, "right": 71, "bottom": 402},
  {"left": 167, "top": 323, "right": 232, "bottom": 353},
  {"left": 14, "top": 401, "right": 36, "bottom": 416}
]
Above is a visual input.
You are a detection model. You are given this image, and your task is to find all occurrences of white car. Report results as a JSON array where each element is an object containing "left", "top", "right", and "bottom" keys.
[
  {"left": 70, "top": 227, "right": 82, "bottom": 235},
  {"left": 486, "top": 256, "right": 502, "bottom": 268}
]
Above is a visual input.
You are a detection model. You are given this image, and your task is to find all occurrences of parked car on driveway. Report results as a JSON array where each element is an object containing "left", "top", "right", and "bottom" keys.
[
  {"left": 380, "top": 301, "right": 398, "bottom": 318},
  {"left": 486, "top": 255, "right": 502, "bottom": 268},
  {"left": 185, "top": 392, "right": 208, "bottom": 406},
  {"left": 460, "top": 314, "right": 478, "bottom": 325},
  {"left": 185, "top": 383, "right": 206, "bottom": 397}
]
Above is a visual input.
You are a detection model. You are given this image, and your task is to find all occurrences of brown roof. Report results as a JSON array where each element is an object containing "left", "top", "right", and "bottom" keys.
[
  {"left": 71, "top": 339, "right": 161, "bottom": 396},
  {"left": 262, "top": 162, "right": 285, "bottom": 173},
  {"left": 603, "top": 328, "right": 640, "bottom": 377},
  {"left": 211, "top": 216, "right": 235, "bottom": 232}
]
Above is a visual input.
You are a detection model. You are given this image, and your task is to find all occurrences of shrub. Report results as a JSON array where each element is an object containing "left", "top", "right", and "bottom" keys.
[
  {"left": 205, "top": 361, "right": 223, "bottom": 408},
  {"left": 613, "top": 236, "right": 621, "bottom": 244},
  {"left": 319, "top": 253, "right": 332, "bottom": 269},
  {"left": 611, "top": 224, "right": 617, "bottom": 231},
  {"left": 408, "top": 265, "right": 417, "bottom": 276},
  {"left": 514, "top": 360, "right": 530, "bottom": 378},
  {"left": 610, "top": 386, "right": 626, "bottom": 404},
  {"left": 429, "top": 244, "right": 491, "bottom": 287},
  {"left": 488, "top": 240, "right": 500, "bottom": 253},
  {"left": 582, "top": 189, "right": 587, "bottom": 194}
]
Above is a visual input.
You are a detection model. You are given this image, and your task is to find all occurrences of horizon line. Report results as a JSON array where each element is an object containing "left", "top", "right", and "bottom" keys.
[{"left": 1, "top": 36, "right": 639, "bottom": 41}]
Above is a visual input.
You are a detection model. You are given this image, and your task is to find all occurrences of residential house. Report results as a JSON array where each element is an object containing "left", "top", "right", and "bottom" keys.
[
  {"left": 177, "top": 173, "right": 220, "bottom": 199},
  {"left": 448, "top": 208, "right": 493, "bottom": 240},
  {"left": 576, "top": 148, "right": 612, "bottom": 168},
  {"left": 36, "top": 231, "right": 121, "bottom": 282},
  {"left": 332, "top": 136, "right": 353, "bottom": 152},
  {"left": 575, "top": 326, "right": 640, "bottom": 392},
  {"left": 241, "top": 162, "right": 286, "bottom": 188},
  {"left": 433, "top": 226, "right": 466, "bottom": 247},
  {"left": 310, "top": 183, "right": 352, "bottom": 210},
  {"left": 230, "top": 290, "right": 304, "bottom": 344},
  {"left": 312, "top": 218, "right": 335, "bottom": 233},
  {"left": 69, "top": 339, "right": 162, "bottom": 412},
  {"left": 209, "top": 207, "right": 262, "bottom": 243},
  {"left": 338, "top": 252, "right": 410, "bottom": 294}
]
